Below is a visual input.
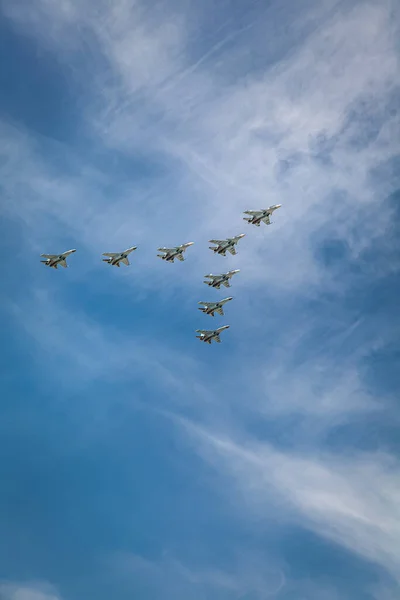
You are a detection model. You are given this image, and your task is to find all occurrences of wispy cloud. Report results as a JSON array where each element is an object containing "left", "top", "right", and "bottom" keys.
[
  {"left": 178, "top": 419, "right": 400, "bottom": 582},
  {"left": 0, "top": 582, "right": 62, "bottom": 600}
]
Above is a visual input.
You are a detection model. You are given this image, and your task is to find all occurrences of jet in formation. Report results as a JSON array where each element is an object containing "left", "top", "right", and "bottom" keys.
[
  {"left": 209, "top": 234, "right": 246, "bottom": 256},
  {"left": 157, "top": 242, "right": 194, "bottom": 262},
  {"left": 40, "top": 249, "right": 76, "bottom": 269},
  {"left": 203, "top": 269, "right": 240, "bottom": 289},
  {"left": 196, "top": 325, "right": 230, "bottom": 344},
  {"left": 102, "top": 246, "right": 137, "bottom": 267},
  {"left": 198, "top": 297, "right": 233, "bottom": 317},
  {"left": 243, "top": 204, "right": 282, "bottom": 226}
]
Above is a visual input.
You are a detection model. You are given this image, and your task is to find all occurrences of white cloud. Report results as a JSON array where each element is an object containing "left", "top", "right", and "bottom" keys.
[
  {"left": 0, "top": 582, "right": 61, "bottom": 600},
  {"left": 179, "top": 420, "right": 400, "bottom": 582}
]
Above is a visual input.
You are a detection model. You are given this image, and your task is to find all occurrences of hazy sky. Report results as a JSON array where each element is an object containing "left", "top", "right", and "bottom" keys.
[{"left": 0, "top": 0, "right": 399, "bottom": 599}]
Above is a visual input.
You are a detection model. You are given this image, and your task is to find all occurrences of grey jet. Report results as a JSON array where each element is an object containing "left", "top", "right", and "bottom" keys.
[
  {"left": 40, "top": 249, "right": 76, "bottom": 269},
  {"left": 209, "top": 234, "right": 245, "bottom": 256},
  {"left": 198, "top": 297, "right": 233, "bottom": 317},
  {"left": 243, "top": 204, "right": 282, "bottom": 226},
  {"left": 102, "top": 246, "right": 137, "bottom": 267},
  {"left": 196, "top": 325, "right": 230, "bottom": 344},
  {"left": 157, "top": 242, "right": 194, "bottom": 263},
  {"left": 203, "top": 269, "right": 240, "bottom": 289}
]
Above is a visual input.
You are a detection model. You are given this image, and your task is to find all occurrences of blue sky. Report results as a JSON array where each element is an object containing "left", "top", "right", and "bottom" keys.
[{"left": 0, "top": 0, "right": 399, "bottom": 598}]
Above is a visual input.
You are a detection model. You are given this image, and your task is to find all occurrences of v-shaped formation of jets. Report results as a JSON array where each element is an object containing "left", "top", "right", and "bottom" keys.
[{"left": 40, "top": 204, "right": 282, "bottom": 345}]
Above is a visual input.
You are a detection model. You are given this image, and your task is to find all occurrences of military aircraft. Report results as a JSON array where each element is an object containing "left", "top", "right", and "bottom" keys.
[
  {"left": 198, "top": 297, "right": 233, "bottom": 317},
  {"left": 157, "top": 242, "right": 194, "bottom": 262},
  {"left": 102, "top": 246, "right": 137, "bottom": 267},
  {"left": 243, "top": 204, "right": 282, "bottom": 226},
  {"left": 40, "top": 249, "right": 76, "bottom": 269},
  {"left": 196, "top": 325, "right": 230, "bottom": 344},
  {"left": 209, "top": 234, "right": 245, "bottom": 256},
  {"left": 203, "top": 269, "right": 240, "bottom": 289}
]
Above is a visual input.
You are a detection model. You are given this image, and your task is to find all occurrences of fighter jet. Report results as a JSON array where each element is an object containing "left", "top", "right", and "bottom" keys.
[
  {"left": 243, "top": 204, "right": 282, "bottom": 226},
  {"left": 209, "top": 234, "right": 245, "bottom": 256},
  {"left": 102, "top": 246, "right": 137, "bottom": 267},
  {"left": 157, "top": 242, "right": 194, "bottom": 263},
  {"left": 40, "top": 249, "right": 76, "bottom": 269},
  {"left": 196, "top": 325, "right": 230, "bottom": 344},
  {"left": 203, "top": 270, "right": 240, "bottom": 289},
  {"left": 198, "top": 297, "right": 233, "bottom": 317}
]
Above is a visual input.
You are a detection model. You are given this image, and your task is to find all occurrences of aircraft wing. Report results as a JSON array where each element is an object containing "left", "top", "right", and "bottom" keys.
[
  {"left": 262, "top": 215, "right": 271, "bottom": 224},
  {"left": 209, "top": 239, "right": 226, "bottom": 245},
  {"left": 157, "top": 247, "right": 172, "bottom": 253},
  {"left": 198, "top": 302, "right": 210, "bottom": 306},
  {"left": 215, "top": 337, "right": 221, "bottom": 343},
  {"left": 41, "top": 254, "right": 58, "bottom": 259},
  {"left": 176, "top": 254, "right": 184, "bottom": 261},
  {"left": 102, "top": 252, "right": 120, "bottom": 257},
  {"left": 228, "top": 247, "right": 237, "bottom": 255},
  {"left": 196, "top": 330, "right": 209, "bottom": 335},
  {"left": 121, "top": 257, "right": 130, "bottom": 266},
  {"left": 244, "top": 210, "right": 263, "bottom": 216},
  {"left": 216, "top": 308, "right": 224, "bottom": 316}
]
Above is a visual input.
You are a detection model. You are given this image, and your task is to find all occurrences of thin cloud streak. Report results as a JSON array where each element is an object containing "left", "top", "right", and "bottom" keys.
[{"left": 178, "top": 420, "right": 400, "bottom": 582}]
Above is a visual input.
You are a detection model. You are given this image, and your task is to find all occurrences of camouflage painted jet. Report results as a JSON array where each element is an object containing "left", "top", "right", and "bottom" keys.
[
  {"left": 196, "top": 325, "right": 230, "bottom": 344},
  {"left": 157, "top": 242, "right": 194, "bottom": 263},
  {"left": 198, "top": 297, "right": 233, "bottom": 317},
  {"left": 209, "top": 234, "right": 245, "bottom": 256},
  {"left": 203, "top": 270, "right": 240, "bottom": 289},
  {"left": 243, "top": 204, "right": 282, "bottom": 226},
  {"left": 40, "top": 249, "right": 76, "bottom": 269},
  {"left": 102, "top": 246, "right": 137, "bottom": 267}
]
